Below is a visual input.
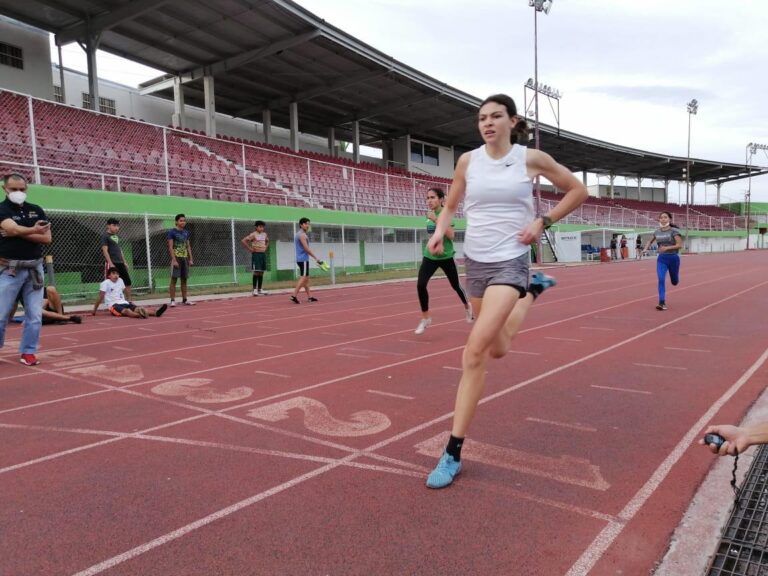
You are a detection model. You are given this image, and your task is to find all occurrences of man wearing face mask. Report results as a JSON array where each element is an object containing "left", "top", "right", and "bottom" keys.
[{"left": 0, "top": 174, "right": 52, "bottom": 366}]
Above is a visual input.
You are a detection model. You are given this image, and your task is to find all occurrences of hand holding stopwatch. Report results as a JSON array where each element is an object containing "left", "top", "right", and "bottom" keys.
[{"left": 704, "top": 433, "right": 726, "bottom": 449}]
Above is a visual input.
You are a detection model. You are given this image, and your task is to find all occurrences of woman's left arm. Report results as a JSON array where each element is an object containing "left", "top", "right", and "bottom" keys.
[{"left": 518, "top": 150, "right": 588, "bottom": 244}]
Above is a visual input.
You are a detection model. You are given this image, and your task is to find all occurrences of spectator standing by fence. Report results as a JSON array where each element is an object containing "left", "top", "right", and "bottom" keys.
[
  {"left": 167, "top": 214, "right": 194, "bottom": 306},
  {"left": 0, "top": 174, "right": 52, "bottom": 366},
  {"left": 241, "top": 220, "right": 270, "bottom": 296},
  {"left": 101, "top": 217, "right": 132, "bottom": 301}
]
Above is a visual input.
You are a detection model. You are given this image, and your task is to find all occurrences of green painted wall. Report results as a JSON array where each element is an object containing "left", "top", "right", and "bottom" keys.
[{"left": 28, "top": 185, "right": 463, "bottom": 229}]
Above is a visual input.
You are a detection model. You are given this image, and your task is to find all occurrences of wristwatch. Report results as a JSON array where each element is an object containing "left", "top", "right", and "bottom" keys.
[{"left": 540, "top": 215, "right": 554, "bottom": 229}]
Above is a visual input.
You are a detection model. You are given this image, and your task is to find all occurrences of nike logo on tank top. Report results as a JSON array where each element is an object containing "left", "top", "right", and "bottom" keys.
[{"left": 464, "top": 144, "right": 534, "bottom": 262}]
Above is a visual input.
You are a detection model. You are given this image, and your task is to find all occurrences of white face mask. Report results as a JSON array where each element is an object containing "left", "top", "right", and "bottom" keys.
[{"left": 7, "top": 191, "right": 26, "bottom": 205}]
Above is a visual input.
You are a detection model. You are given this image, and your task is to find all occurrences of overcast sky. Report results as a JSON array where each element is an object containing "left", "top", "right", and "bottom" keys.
[{"left": 51, "top": 0, "right": 768, "bottom": 204}]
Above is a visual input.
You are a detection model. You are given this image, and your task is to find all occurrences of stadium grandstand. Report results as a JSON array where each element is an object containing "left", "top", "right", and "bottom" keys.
[{"left": 0, "top": 0, "right": 767, "bottom": 295}]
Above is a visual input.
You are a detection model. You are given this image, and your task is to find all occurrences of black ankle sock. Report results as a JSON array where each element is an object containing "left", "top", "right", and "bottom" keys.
[
  {"left": 446, "top": 435, "right": 464, "bottom": 462},
  {"left": 528, "top": 284, "right": 543, "bottom": 300},
  {"left": 253, "top": 275, "right": 258, "bottom": 289}
]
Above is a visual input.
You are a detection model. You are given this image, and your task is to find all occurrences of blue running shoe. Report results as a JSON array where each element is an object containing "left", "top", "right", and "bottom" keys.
[
  {"left": 529, "top": 272, "right": 557, "bottom": 300},
  {"left": 426, "top": 451, "right": 462, "bottom": 489}
]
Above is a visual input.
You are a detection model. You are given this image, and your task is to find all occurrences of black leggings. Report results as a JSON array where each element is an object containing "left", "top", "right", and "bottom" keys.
[{"left": 417, "top": 257, "right": 468, "bottom": 313}]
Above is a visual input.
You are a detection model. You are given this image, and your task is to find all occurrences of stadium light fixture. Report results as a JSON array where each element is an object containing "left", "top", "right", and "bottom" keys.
[
  {"left": 745, "top": 142, "right": 767, "bottom": 249},
  {"left": 684, "top": 98, "right": 699, "bottom": 249},
  {"left": 529, "top": 0, "right": 553, "bottom": 262}
]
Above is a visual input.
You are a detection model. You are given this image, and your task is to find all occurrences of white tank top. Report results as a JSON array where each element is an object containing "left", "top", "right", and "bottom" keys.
[{"left": 463, "top": 144, "right": 534, "bottom": 262}]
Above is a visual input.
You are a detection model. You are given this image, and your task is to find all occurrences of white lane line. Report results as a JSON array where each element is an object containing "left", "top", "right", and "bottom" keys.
[
  {"left": 567, "top": 346, "right": 768, "bottom": 576},
  {"left": 633, "top": 362, "right": 688, "bottom": 371},
  {"left": 191, "top": 334, "right": 215, "bottom": 339},
  {"left": 526, "top": 417, "right": 597, "bottom": 432},
  {"left": 321, "top": 332, "right": 346, "bottom": 337},
  {"left": 112, "top": 346, "right": 133, "bottom": 352},
  {"left": 336, "top": 352, "right": 368, "bottom": 358},
  {"left": 664, "top": 346, "right": 711, "bottom": 353},
  {"left": 507, "top": 350, "right": 541, "bottom": 356},
  {"left": 442, "top": 366, "right": 462, "bottom": 371},
  {"left": 254, "top": 370, "right": 290, "bottom": 379},
  {"left": 174, "top": 357, "right": 202, "bottom": 363},
  {"left": 201, "top": 320, "right": 222, "bottom": 324},
  {"left": 399, "top": 339, "right": 429, "bottom": 344},
  {"left": 344, "top": 347, "right": 406, "bottom": 357},
  {"left": 687, "top": 333, "right": 732, "bottom": 339},
  {"left": 62, "top": 337, "right": 79, "bottom": 342},
  {"left": 580, "top": 326, "right": 615, "bottom": 331},
  {"left": 591, "top": 385, "right": 652, "bottom": 395},
  {"left": 367, "top": 390, "right": 415, "bottom": 400},
  {"left": 137, "top": 327, "right": 155, "bottom": 332},
  {"left": 256, "top": 343, "right": 283, "bottom": 349},
  {"left": 545, "top": 336, "right": 582, "bottom": 342},
  {"left": 54, "top": 281, "right": 768, "bottom": 576}
]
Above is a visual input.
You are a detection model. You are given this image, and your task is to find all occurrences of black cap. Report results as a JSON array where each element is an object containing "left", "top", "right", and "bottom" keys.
[{"left": 107, "top": 218, "right": 120, "bottom": 225}]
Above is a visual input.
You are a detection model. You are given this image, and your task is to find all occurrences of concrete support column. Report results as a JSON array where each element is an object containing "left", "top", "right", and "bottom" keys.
[
  {"left": 57, "top": 44, "right": 66, "bottom": 103},
  {"left": 663, "top": 179, "right": 669, "bottom": 203},
  {"left": 382, "top": 139, "right": 391, "bottom": 167},
  {"left": 352, "top": 120, "right": 360, "bottom": 163},
  {"left": 172, "top": 77, "right": 186, "bottom": 129},
  {"left": 289, "top": 101, "right": 299, "bottom": 152},
  {"left": 327, "top": 126, "right": 336, "bottom": 157},
  {"left": 262, "top": 109, "right": 272, "bottom": 144},
  {"left": 716, "top": 182, "right": 722, "bottom": 206},
  {"left": 404, "top": 134, "right": 412, "bottom": 172},
  {"left": 203, "top": 75, "right": 216, "bottom": 137},
  {"left": 637, "top": 176, "right": 642, "bottom": 201},
  {"left": 609, "top": 173, "right": 615, "bottom": 199},
  {"left": 582, "top": 170, "right": 588, "bottom": 186},
  {"left": 84, "top": 34, "right": 100, "bottom": 111}
]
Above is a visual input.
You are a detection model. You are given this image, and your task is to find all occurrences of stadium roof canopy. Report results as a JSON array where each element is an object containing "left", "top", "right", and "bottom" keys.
[{"left": 2, "top": 0, "right": 764, "bottom": 184}]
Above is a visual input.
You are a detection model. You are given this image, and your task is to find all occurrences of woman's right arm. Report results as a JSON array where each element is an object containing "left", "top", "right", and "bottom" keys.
[{"left": 428, "top": 154, "right": 468, "bottom": 254}]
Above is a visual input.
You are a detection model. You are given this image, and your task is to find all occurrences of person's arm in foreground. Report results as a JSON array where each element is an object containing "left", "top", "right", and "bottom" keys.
[{"left": 700, "top": 423, "right": 768, "bottom": 456}]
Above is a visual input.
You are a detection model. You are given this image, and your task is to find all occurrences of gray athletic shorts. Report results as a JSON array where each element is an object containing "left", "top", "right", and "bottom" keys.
[
  {"left": 464, "top": 253, "right": 529, "bottom": 299},
  {"left": 171, "top": 257, "right": 189, "bottom": 279}
]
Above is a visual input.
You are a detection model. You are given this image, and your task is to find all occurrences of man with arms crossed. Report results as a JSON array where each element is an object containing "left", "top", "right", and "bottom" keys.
[{"left": 0, "top": 174, "right": 52, "bottom": 365}]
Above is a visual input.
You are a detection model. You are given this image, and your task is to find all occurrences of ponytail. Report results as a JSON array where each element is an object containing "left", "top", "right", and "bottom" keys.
[{"left": 511, "top": 117, "right": 530, "bottom": 145}]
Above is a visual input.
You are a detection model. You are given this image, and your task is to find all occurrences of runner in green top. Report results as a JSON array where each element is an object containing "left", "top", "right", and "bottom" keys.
[{"left": 414, "top": 187, "right": 472, "bottom": 335}]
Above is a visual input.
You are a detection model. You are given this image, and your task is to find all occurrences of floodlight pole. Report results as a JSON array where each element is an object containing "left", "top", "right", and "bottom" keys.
[
  {"left": 685, "top": 99, "right": 697, "bottom": 251},
  {"left": 530, "top": 0, "right": 550, "bottom": 264},
  {"left": 744, "top": 143, "right": 767, "bottom": 249}
]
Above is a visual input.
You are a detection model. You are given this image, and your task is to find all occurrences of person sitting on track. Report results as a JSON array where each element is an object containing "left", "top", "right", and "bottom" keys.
[
  {"left": 92, "top": 267, "right": 167, "bottom": 319},
  {"left": 10, "top": 285, "right": 82, "bottom": 324}
]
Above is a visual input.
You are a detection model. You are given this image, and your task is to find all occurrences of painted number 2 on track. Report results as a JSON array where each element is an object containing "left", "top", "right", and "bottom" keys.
[{"left": 247, "top": 397, "right": 391, "bottom": 437}]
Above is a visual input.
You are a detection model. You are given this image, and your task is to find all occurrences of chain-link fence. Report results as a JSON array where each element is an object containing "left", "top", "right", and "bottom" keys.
[{"left": 44, "top": 210, "right": 464, "bottom": 301}]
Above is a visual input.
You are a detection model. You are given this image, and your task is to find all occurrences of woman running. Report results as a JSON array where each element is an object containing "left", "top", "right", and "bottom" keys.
[
  {"left": 414, "top": 187, "right": 472, "bottom": 335},
  {"left": 424, "top": 94, "right": 588, "bottom": 488},
  {"left": 643, "top": 211, "right": 682, "bottom": 310}
]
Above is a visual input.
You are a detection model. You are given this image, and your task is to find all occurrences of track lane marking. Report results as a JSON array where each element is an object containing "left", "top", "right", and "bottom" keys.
[{"left": 566, "top": 345, "right": 768, "bottom": 576}]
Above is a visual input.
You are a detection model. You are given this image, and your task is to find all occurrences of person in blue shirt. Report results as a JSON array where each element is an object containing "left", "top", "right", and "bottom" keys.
[
  {"left": 291, "top": 217, "right": 321, "bottom": 304},
  {"left": 166, "top": 214, "right": 194, "bottom": 306}
]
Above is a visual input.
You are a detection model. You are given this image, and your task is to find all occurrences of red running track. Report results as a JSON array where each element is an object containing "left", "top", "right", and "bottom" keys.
[{"left": 1, "top": 251, "right": 767, "bottom": 575}]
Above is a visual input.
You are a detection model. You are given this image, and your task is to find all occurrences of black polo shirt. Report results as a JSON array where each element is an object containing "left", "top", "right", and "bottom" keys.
[{"left": 0, "top": 198, "right": 48, "bottom": 260}]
